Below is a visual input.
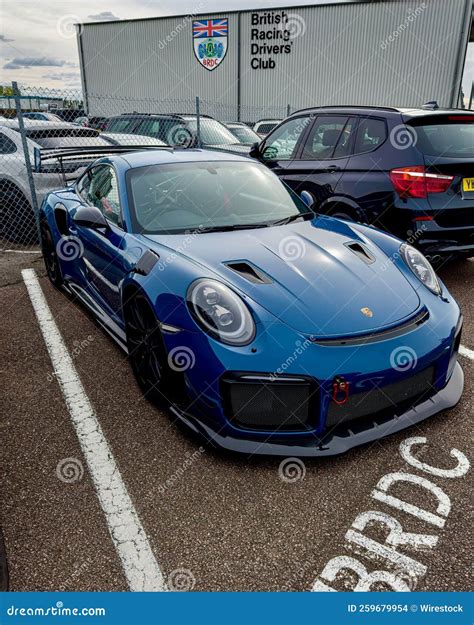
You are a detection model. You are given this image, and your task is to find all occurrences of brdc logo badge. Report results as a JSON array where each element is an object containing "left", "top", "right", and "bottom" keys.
[{"left": 193, "top": 18, "right": 228, "bottom": 71}]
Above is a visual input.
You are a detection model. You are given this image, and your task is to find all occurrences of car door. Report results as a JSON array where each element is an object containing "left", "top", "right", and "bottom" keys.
[
  {"left": 257, "top": 115, "right": 313, "bottom": 178},
  {"left": 72, "top": 164, "right": 129, "bottom": 320},
  {"left": 283, "top": 115, "right": 357, "bottom": 206}
]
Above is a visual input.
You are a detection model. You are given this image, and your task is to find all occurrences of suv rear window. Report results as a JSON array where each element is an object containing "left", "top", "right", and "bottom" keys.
[
  {"left": 409, "top": 117, "right": 474, "bottom": 158},
  {"left": 353, "top": 118, "right": 387, "bottom": 154}
]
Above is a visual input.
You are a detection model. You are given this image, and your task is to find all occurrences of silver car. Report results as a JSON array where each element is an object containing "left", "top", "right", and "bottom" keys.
[{"left": 0, "top": 119, "right": 164, "bottom": 243}]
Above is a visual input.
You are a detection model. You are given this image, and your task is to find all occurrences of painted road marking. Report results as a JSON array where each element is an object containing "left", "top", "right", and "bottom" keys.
[
  {"left": 311, "top": 436, "right": 470, "bottom": 592},
  {"left": 459, "top": 345, "right": 474, "bottom": 361},
  {"left": 22, "top": 269, "right": 166, "bottom": 592}
]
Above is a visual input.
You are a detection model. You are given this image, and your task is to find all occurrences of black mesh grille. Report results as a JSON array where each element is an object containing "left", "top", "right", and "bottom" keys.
[
  {"left": 326, "top": 367, "right": 435, "bottom": 428},
  {"left": 222, "top": 376, "right": 317, "bottom": 431}
]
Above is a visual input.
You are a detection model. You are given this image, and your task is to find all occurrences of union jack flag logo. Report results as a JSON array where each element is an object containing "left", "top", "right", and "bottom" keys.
[
  {"left": 192, "top": 18, "right": 228, "bottom": 71},
  {"left": 193, "top": 18, "right": 228, "bottom": 38}
]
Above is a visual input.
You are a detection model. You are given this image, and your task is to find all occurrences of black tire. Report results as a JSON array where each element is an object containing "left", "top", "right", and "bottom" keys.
[
  {"left": 331, "top": 211, "right": 354, "bottom": 221},
  {"left": 0, "top": 527, "right": 8, "bottom": 591},
  {"left": 0, "top": 184, "right": 38, "bottom": 244},
  {"left": 40, "top": 220, "right": 63, "bottom": 288},
  {"left": 125, "top": 294, "right": 182, "bottom": 406},
  {"left": 327, "top": 205, "right": 357, "bottom": 222}
]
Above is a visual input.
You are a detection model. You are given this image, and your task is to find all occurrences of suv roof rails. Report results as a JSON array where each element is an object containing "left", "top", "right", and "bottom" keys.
[{"left": 290, "top": 105, "right": 402, "bottom": 115}]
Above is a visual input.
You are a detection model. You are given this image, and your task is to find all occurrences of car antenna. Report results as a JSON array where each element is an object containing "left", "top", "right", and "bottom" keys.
[{"left": 422, "top": 100, "right": 439, "bottom": 110}]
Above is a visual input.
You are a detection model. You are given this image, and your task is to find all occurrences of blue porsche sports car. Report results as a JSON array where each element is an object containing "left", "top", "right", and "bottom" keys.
[{"left": 39, "top": 148, "right": 464, "bottom": 456}]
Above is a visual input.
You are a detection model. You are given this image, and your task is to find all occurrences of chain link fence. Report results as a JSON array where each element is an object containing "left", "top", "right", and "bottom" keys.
[{"left": 0, "top": 83, "right": 291, "bottom": 250}]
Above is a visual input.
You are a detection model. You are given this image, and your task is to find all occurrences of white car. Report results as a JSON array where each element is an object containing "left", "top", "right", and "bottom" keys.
[
  {"left": 0, "top": 119, "right": 165, "bottom": 243},
  {"left": 252, "top": 119, "right": 282, "bottom": 138},
  {"left": 101, "top": 132, "right": 166, "bottom": 147}
]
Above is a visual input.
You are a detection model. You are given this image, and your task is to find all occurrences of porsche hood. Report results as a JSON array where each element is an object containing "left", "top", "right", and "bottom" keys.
[{"left": 147, "top": 219, "right": 421, "bottom": 338}]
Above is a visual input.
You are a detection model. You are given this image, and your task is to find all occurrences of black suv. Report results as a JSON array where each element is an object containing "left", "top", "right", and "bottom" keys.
[
  {"left": 104, "top": 113, "right": 249, "bottom": 154},
  {"left": 250, "top": 106, "right": 474, "bottom": 260}
]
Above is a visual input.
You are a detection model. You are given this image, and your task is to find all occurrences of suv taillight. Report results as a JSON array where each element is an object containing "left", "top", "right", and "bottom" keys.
[{"left": 390, "top": 166, "right": 454, "bottom": 199}]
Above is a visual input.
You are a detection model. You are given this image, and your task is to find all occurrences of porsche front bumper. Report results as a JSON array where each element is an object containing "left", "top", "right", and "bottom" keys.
[{"left": 170, "top": 362, "right": 463, "bottom": 457}]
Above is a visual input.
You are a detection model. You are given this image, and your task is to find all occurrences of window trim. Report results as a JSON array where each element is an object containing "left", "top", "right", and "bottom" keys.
[
  {"left": 295, "top": 114, "right": 355, "bottom": 161},
  {"left": 76, "top": 163, "right": 125, "bottom": 230},
  {"left": 260, "top": 114, "right": 314, "bottom": 162},
  {"left": 351, "top": 115, "right": 389, "bottom": 156}
]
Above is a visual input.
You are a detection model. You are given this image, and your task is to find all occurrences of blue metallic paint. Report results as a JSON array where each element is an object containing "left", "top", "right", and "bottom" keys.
[{"left": 40, "top": 149, "right": 463, "bottom": 456}]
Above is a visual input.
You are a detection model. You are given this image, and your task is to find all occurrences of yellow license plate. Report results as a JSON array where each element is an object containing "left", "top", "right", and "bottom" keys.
[{"left": 462, "top": 177, "right": 474, "bottom": 192}]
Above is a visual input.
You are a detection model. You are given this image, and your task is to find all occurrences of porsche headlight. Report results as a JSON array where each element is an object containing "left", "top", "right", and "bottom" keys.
[
  {"left": 400, "top": 243, "right": 441, "bottom": 295},
  {"left": 187, "top": 279, "right": 256, "bottom": 345}
]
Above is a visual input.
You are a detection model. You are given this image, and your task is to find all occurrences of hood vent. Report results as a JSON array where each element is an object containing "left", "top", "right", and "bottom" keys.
[
  {"left": 225, "top": 261, "right": 272, "bottom": 284},
  {"left": 344, "top": 241, "right": 375, "bottom": 264}
]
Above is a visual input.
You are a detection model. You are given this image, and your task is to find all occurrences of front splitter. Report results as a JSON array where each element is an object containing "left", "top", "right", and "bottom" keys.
[{"left": 170, "top": 362, "right": 464, "bottom": 458}]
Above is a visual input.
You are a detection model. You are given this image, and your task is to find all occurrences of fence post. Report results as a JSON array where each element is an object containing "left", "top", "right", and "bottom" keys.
[
  {"left": 12, "top": 81, "right": 40, "bottom": 241},
  {"left": 195, "top": 96, "right": 202, "bottom": 148},
  {"left": 287, "top": 104, "right": 291, "bottom": 117}
]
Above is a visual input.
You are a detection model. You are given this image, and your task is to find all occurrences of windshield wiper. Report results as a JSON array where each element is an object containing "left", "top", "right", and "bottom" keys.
[
  {"left": 269, "top": 211, "right": 315, "bottom": 226},
  {"left": 192, "top": 222, "right": 273, "bottom": 233}
]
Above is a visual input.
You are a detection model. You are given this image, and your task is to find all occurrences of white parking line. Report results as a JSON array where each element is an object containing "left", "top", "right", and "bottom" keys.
[
  {"left": 21, "top": 268, "right": 167, "bottom": 592},
  {"left": 459, "top": 345, "right": 474, "bottom": 361}
]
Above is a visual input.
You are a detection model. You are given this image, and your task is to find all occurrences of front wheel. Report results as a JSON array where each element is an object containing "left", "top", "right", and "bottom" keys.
[
  {"left": 125, "top": 294, "right": 182, "bottom": 406},
  {"left": 40, "top": 220, "right": 63, "bottom": 288}
]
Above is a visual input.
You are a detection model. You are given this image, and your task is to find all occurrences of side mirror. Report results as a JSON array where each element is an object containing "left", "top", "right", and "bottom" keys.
[
  {"left": 300, "top": 190, "right": 315, "bottom": 209},
  {"left": 73, "top": 204, "right": 109, "bottom": 230},
  {"left": 249, "top": 141, "right": 262, "bottom": 159}
]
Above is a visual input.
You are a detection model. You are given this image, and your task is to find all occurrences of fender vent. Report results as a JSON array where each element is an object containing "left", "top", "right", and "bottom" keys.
[
  {"left": 54, "top": 203, "right": 69, "bottom": 236},
  {"left": 344, "top": 241, "right": 375, "bottom": 264},
  {"left": 225, "top": 262, "right": 272, "bottom": 284}
]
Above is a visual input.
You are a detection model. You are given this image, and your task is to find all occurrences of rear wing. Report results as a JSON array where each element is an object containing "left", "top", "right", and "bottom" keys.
[{"left": 33, "top": 145, "right": 173, "bottom": 183}]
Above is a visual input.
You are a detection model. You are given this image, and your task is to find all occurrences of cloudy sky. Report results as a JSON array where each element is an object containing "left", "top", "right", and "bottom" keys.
[
  {"left": 0, "top": 0, "right": 322, "bottom": 91},
  {"left": 1, "top": 0, "right": 472, "bottom": 104}
]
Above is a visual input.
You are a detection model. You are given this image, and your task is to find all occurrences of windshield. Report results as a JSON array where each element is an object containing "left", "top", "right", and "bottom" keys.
[
  {"left": 410, "top": 117, "right": 474, "bottom": 158},
  {"left": 127, "top": 160, "right": 310, "bottom": 234},
  {"left": 185, "top": 118, "right": 239, "bottom": 145},
  {"left": 227, "top": 125, "right": 261, "bottom": 145}
]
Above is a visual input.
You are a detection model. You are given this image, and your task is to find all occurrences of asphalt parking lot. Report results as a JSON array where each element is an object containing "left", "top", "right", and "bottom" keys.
[{"left": 0, "top": 251, "right": 472, "bottom": 592}]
